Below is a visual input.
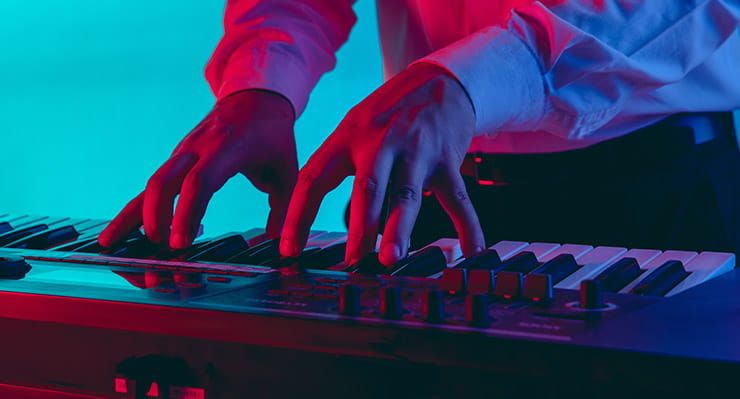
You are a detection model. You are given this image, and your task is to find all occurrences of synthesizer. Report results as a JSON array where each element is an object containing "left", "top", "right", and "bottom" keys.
[{"left": 0, "top": 213, "right": 737, "bottom": 398}]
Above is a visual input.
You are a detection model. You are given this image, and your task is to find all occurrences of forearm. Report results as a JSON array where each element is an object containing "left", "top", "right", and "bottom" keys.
[{"left": 205, "top": 0, "right": 357, "bottom": 117}]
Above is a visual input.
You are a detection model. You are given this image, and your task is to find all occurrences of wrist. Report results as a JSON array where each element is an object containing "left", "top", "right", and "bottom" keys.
[{"left": 219, "top": 89, "right": 296, "bottom": 123}]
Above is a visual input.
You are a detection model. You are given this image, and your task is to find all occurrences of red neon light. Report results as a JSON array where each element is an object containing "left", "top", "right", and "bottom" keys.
[
  {"left": 532, "top": 297, "right": 541, "bottom": 301},
  {"left": 474, "top": 157, "right": 483, "bottom": 163},
  {"left": 478, "top": 180, "right": 495, "bottom": 186},
  {"left": 503, "top": 294, "right": 512, "bottom": 299}
]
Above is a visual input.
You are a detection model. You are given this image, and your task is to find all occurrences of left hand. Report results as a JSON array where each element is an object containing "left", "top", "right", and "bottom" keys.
[{"left": 280, "top": 63, "right": 485, "bottom": 267}]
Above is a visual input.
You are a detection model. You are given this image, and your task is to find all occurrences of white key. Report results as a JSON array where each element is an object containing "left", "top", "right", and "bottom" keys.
[
  {"left": 305, "top": 232, "right": 347, "bottom": 248},
  {"left": 666, "top": 252, "right": 736, "bottom": 296},
  {"left": 539, "top": 244, "right": 593, "bottom": 263},
  {"left": 489, "top": 241, "right": 529, "bottom": 260},
  {"left": 619, "top": 250, "right": 698, "bottom": 294},
  {"left": 556, "top": 246, "right": 627, "bottom": 289},
  {"left": 423, "top": 238, "right": 463, "bottom": 264},
  {"left": 509, "top": 242, "right": 561, "bottom": 261}
]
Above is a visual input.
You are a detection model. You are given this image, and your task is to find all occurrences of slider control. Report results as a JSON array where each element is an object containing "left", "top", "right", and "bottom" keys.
[
  {"left": 423, "top": 290, "right": 445, "bottom": 324},
  {"left": 339, "top": 284, "right": 361, "bottom": 316},
  {"left": 494, "top": 271, "right": 523, "bottom": 298},
  {"left": 580, "top": 280, "right": 604, "bottom": 309}
]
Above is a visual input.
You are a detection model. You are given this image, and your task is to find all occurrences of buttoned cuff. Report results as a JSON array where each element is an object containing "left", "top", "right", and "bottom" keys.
[
  {"left": 215, "top": 47, "right": 314, "bottom": 118},
  {"left": 412, "top": 26, "right": 546, "bottom": 136}
]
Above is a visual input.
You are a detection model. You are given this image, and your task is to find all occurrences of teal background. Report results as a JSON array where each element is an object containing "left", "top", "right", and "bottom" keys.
[{"left": 0, "top": 0, "right": 382, "bottom": 236}]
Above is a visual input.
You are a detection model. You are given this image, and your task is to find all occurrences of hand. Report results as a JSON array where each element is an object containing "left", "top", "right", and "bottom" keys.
[
  {"left": 98, "top": 90, "right": 298, "bottom": 249},
  {"left": 280, "top": 63, "right": 485, "bottom": 267}
]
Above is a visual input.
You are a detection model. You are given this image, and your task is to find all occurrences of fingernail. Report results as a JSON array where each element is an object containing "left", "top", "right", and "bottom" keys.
[
  {"left": 473, "top": 246, "right": 484, "bottom": 255},
  {"left": 170, "top": 232, "right": 190, "bottom": 249},
  {"left": 379, "top": 243, "right": 402, "bottom": 265}
]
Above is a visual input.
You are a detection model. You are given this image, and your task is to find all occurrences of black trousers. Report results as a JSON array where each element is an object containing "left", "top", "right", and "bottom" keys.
[{"left": 382, "top": 116, "right": 740, "bottom": 254}]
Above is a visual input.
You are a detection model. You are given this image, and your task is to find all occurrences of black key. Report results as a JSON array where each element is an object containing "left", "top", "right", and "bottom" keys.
[
  {"left": 351, "top": 252, "right": 387, "bottom": 275},
  {"left": 391, "top": 246, "right": 447, "bottom": 277},
  {"left": 0, "top": 222, "right": 11, "bottom": 235},
  {"left": 52, "top": 236, "right": 98, "bottom": 252},
  {"left": 265, "top": 247, "right": 323, "bottom": 268},
  {"left": 103, "top": 236, "right": 160, "bottom": 259},
  {"left": 629, "top": 260, "right": 690, "bottom": 296},
  {"left": 226, "top": 238, "right": 280, "bottom": 265},
  {"left": 0, "top": 224, "right": 49, "bottom": 246},
  {"left": 186, "top": 235, "right": 250, "bottom": 262},
  {"left": 73, "top": 228, "right": 143, "bottom": 253},
  {"left": 594, "top": 257, "right": 643, "bottom": 293},
  {"left": 6, "top": 225, "right": 79, "bottom": 249},
  {"left": 298, "top": 242, "right": 347, "bottom": 269},
  {"left": 498, "top": 251, "right": 540, "bottom": 274},
  {"left": 454, "top": 249, "right": 502, "bottom": 270},
  {"left": 531, "top": 254, "right": 581, "bottom": 283}
]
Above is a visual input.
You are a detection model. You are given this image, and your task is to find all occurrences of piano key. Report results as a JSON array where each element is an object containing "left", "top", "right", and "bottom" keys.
[
  {"left": 619, "top": 250, "right": 697, "bottom": 294},
  {"left": 488, "top": 241, "right": 529, "bottom": 260},
  {"left": 186, "top": 234, "right": 251, "bottom": 262},
  {"left": 225, "top": 238, "right": 280, "bottom": 265},
  {"left": 667, "top": 252, "right": 736, "bottom": 296},
  {"left": 454, "top": 249, "right": 502, "bottom": 270},
  {"left": 103, "top": 236, "right": 160, "bottom": 259},
  {"left": 508, "top": 242, "right": 560, "bottom": 261},
  {"left": 0, "top": 224, "right": 50, "bottom": 246},
  {"left": 539, "top": 244, "right": 593, "bottom": 263},
  {"left": 299, "top": 242, "right": 347, "bottom": 270},
  {"left": 593, "top": 257, "right": 644, "bottom": 292},
  {"left": 0, "top": 222, "right": 11, "bottom": 235},
  {"left": 351, "top": 252, "right": 386, "bottom": 275},
  {"left": 52, "top": 236, "right": 99, "bottom": 252},
  {"left": 580, "top": 248, "right": 661, "bottom": 292},
  {"left": 6, "top": 225, "right": 80, "bottom": 249},
  {"left": 10, "top": 215, "right": 51, "bottom": 229},
  {"left": 556, "top": 247, "right": 628, "bottom": 289},
  {"left": 226, "top": 231, "right": 325, "bottom": 265},
  {"left": 72, "top": 219, "right": 109, "bottom": 233},
  {"left": 304, "top": 232, "right": 347, "bottom": 249},
  {"left": 390, "top": 246, "right": 448, "bottom": 277},
  {"left": 628, "top": 260, "right": 690, "bottom": 296},
  {"left": 531, "top": 254, "right": 580, "bottom": 284},
  {"left": 424, "top": 238, "right": 462, "bottom": 264},
  {"left": 498, "top": 251, "right": 540, "bottom": 274}
]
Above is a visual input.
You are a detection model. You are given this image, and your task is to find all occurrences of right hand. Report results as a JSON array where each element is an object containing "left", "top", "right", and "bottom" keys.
[{"left": 98, "top": 90, "right": 298, "bottom": 249}]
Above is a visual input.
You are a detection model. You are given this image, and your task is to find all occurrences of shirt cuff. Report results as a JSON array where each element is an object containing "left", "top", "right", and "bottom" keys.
[
  {"left": 412, "top": 26, "right": 546, "bottom": 136},
  {"left": 215, "top": 47, "right": 313, "bottom": 118}
]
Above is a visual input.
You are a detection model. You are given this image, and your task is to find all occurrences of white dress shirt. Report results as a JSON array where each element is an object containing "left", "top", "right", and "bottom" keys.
[{"left": 205, "top": 0, "right": 740, "bottom": 153}]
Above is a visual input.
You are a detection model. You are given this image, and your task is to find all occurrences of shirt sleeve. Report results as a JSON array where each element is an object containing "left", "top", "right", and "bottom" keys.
[
  {"left": 415, "top": 0, "right": 740, "bottom": 140},
  {"left": 205, "top": 0, "right": 357, "bottom": 117}
]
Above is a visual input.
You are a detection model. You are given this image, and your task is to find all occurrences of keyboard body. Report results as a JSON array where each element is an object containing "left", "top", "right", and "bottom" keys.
[{"left": 0, "top": 214, "right": 737, "bottom": 398}]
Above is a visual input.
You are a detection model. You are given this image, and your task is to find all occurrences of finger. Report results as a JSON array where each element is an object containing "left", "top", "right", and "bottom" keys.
[
  {"left": 264, "top": 164, "right": 298, "bottom": 239},
  {"left": 345, "top": 151, "right": 395, "bottom": 265},
  {"left": 378, "top": 157, "right": 427, "bottom": 266},
  {"left": 142, "top": 153, "right": 198, "bottom": 246},
  {"left": 98, "top": 193, "right": 144, "bottom": 247},
  {"left": 170, "top": 155, "right": 236, "bottom": 249},
  {"left": 280, "top": 149, "right": 350, "bottom": 258},
  {"left": 432, "top": 168, "right": 485, "bottom": 258}
]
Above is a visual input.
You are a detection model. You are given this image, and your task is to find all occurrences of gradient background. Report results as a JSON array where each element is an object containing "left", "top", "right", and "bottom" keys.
[
  {"left": 0, "top": 0, "right": 382, "bottom": 235},
  {"left": 1, "top": 1, "right": 738, "bottom": 239}
]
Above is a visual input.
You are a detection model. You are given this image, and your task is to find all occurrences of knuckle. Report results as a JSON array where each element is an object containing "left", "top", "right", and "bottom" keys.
[
  {"left": 185, "top": 169, "right": 211, "bottom": 191},
  {"left": 356, "top": 176, "right": 381, "bottom": 196},
  {"left": 146, "top": 172, "right": 168, "bottom": 192},
  {"left": 297, "top": 169, "right": 317, "bottom": 185},
  {"left": 392, "top": 184, "right": 420, "bottom": 202},
  {"left": 454, "top": 189, "right": 470, "bottom": 202}
]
